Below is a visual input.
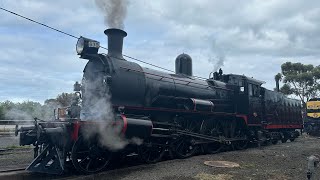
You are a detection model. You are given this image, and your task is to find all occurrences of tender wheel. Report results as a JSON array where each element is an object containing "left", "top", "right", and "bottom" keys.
[
  {"left": 200, "top": 119, "right": 223, "bottom": 154},
  {"left": 271, "top": 140, "right": 278, "bottom": 145},
  {"left": 233, "top": 135, "right": 248, "bottom": 150},
  {"left": 281, "top": 138, "right": 288, "bottom": 143},
  {"left": 71, "top": 136, "right": 112, "bottom": 174},
  {"left": 173, "top": 135, "right": 198, "bottom": 158},
  {"left": 138, "top": 141, "right": 166, "bottom": 163}
]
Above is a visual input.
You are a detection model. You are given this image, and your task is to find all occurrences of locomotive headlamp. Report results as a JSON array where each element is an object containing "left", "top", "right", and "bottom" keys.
[{"left": 76, "top": 36, "right": 100, "bottom": 56}]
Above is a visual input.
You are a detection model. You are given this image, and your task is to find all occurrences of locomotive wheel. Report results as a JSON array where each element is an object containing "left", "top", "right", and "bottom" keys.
[
  {"left": 231, "top": 120, "right": 248, "bottom": 150},
  {"left": 173, "top": 118, "right": 199, "bottom": 158},
  {"left": 138, "top": 142, "right": 166, "bottom": 163},
  {"left": 233, "top": 135, "right": 248, "bottom": 150},
  {"left": 71, "top": 136, "right": 111, "bottom": 174},
  {"left": 233, "top": 129, "right": 248, "bottom": 150},
  {"left": 271, "top": 140, "right": 278, "bottom": 145},
  {"left": 289, "top": 138, "right": 295, "bottom": 142},
  {"left": 176, "top": 118, "right": 199, "bottom": 133},
  {"left": 281, "top": 134, "right": 288, "bottom": 143},
  {"left": 205, "top": 142, "right": 223, "bottom": 154},
  {"left": 200, "top": 120, "right": 223, "bottom": 154},
  {"left": 173, "top": 135, "right": 198, "bottom": 159}
]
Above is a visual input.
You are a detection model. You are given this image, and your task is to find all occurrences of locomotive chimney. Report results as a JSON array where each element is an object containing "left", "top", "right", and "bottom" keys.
[{"left": 104, "top": 28, "right": 127, "bottom": 60}]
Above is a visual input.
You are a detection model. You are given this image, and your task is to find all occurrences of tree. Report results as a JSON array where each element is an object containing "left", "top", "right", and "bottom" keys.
[
  {"left": 0, "top": 91, "right": 75, "bottom": 120},
  {"left": 44, "top": 98, "right": 59, "bottom": 106},
  {"left": 0, "top": 105, "right": 4, "bottom": 119},
  {"left": 55, "top": 93, "right": 75, "bottom": 107},
  {"left": 278, "top": 62, "right": 320, "bottom": 106},
  {"left": 0, "top": 100, "right": 44, "bottom": 120},
  {"left": 0, "top": 101, "right": 12, "bottom": 119},
  {"left": 0, "top": 100, "right": 15, "bottom": 118},
  {"left": 43, "top": 93, "right": 76, "bottom": 120},
  {"left": 279, "top": 84, "right": 293, "bottom": 95}
]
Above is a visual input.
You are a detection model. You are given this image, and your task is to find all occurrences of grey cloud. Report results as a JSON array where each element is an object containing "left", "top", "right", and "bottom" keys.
[
  {"left": 1, "top": 0, "right": 320, "bottom": 102},
  {"left": 0, "top": 33, "right": 85, "bottom": 102},
  {"left": 128, "top": 0, "right": 320, "bottom": 57}
]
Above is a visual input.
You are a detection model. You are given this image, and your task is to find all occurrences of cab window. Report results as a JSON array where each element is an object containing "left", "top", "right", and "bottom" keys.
[
  {"left": 252, "top": 84, "right": 259, "bottom": 97},
  {"left": 248, "top": 83, "right": 259, "bottom": 97},
  {"left": 248, "top": 84, "right": 253, "bottom": 96}
]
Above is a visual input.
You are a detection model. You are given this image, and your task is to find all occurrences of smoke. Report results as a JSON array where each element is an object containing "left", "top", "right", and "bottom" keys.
[
  {"left": 42, "top": 101, "right": 63, "bottom": 120},
  {"left": 95, "top": 0, "right": 128, "bottom": 29},
  {"left": 209, "top": 38, "right": 227, "bottom": 73},
  {"left": 209, "top": 53, "right": 225, "bottom": 73},
  {"left": 130, "top": 137, "right": 143, "bottom": 146},
  {"left": 5, "top": 108, "right": 34, "bottom": 120},
  {"left": 4, "top": 101, "right": 61, "bottom": 121},
  {"left": 80, "top": 76, "right": 142, "bottom": 151}
]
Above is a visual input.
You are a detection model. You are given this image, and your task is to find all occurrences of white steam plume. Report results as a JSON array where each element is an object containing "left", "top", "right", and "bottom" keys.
[
  {"left": 80, "top": 77, "right": 142, "bottom": 151},
  {"left": 4, "top": 101, "right": 62, "bottom": 121},
  {"left": 209, "top": 38, "right": 227, "bottom": 73},
  {"left": 5, "top": 108, "right": 34, "bottom": 120},
  {"left": 209, "top": 53, "right": 225, "bottom": 73},
  {"left": 95, "top": 0, "right": 128, "bottom": 30}
]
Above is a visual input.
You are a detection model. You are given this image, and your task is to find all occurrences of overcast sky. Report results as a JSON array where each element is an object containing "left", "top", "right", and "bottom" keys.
[{"left": 0, "top": 0, "right": 319, "bottom": 103}]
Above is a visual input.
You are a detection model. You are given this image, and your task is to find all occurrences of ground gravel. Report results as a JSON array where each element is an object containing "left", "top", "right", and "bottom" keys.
[
  {"left": 1, "top": 134, "right": 319, "bottom": 180},
  {"left": 0, "top": 135, "right": 19, "bottom": 148}
]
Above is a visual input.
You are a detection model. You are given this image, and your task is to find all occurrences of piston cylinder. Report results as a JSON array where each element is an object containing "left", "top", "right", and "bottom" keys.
[{"left": 121, "top": 115, "right": 153, "bottom": 139}]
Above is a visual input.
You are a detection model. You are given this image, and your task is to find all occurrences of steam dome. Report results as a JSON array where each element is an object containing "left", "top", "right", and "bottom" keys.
[{"left": 175, "top": 53, "right": 192, "bottom": 76}]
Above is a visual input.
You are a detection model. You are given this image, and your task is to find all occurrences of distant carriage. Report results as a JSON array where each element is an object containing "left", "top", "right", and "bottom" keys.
[{"left": 304, "top": 98, "right": 320, "bottom": 136}]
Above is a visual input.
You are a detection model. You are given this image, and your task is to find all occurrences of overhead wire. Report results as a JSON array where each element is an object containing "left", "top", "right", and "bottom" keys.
[
  {"left": 99, "top": 46, "right": 176, "bottom": 73},
  {"left": 0, "top": 7, "right": 79, "bottom": 39},
  {"left": 0, "top": 6, "right": 208, "bottom": 80}
]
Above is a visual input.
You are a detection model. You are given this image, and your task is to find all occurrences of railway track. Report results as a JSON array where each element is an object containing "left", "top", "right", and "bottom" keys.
[
  {"left": 0, "top": 138, "right": 301, "bottom": 180},
  {"left": 0, "top": 168, "right": 25, "bottom": 173},
  {"left": 0, "top": 168, "right": 27, "bottom": 179}
]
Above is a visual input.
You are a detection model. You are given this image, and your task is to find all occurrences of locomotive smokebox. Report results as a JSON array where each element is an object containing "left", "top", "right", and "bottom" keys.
[
  {"left": 175, "top": 53, "right": 192, "bottom": 76},
  {"left": 104, "top": 28, "right": 127, "bottom": 60}
]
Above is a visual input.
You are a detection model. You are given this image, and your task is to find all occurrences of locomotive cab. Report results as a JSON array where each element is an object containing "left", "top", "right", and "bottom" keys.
[
  {"left": 216, "top": 72, "right": 302, "bottom": 132},
  {"left": 214, "top": 73, "right": 265, "bottom": 124}
]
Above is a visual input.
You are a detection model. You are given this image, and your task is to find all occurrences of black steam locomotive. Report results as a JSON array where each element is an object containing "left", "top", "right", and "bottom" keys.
[{"left": 17, "top": 28, "right": 303, "bottom": 174}]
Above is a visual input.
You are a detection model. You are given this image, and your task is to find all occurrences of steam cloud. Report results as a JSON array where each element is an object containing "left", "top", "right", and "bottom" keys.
[
  {"left": 4, "top": 101, "right": 62, "bottom": 121},
  {"left": 95, "top": 0, "right": 128, "bottom": 30},
  {"left": 5, "top": 108, "right": 35, "bottom": 120},
  {"left": 209, "top": 53, "right": 225, "bottom": 73},
  {"left": 80, "top": 77, "right": 114, "bottom": 121},
  {"left": 209, "top": 38, "right": 227, "bottom": 73},
  {"left": 80, "top": 77, "right": 142, "bottom": 151}
]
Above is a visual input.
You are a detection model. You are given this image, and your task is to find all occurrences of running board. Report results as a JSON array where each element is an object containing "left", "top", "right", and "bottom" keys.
[
  {"left": 176, "top": 130, "right": 247, "bottom": 143},
  {"left": 26, "top": 145, "right": 65, "bottom": 174}
]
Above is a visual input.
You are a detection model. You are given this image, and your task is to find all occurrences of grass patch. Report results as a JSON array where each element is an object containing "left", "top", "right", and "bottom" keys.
[
  {"left": 5, "top": 145, "right": 32, "bottom": 149},
  {"left": 241, "top": 163, "right": 256, "bottom": 169},
  {"left": 0, "top": 128, "right": 14, "bottom": 133}
]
